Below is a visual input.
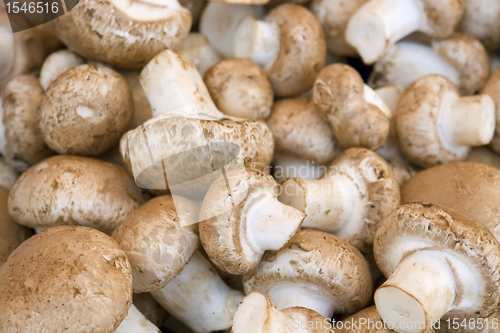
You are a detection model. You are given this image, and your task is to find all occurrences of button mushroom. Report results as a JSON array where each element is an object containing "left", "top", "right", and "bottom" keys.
[
  {"left": 179, "top": 33, "right": 222, "bottom": 78},
  {"left": 243, "top": 229, "right": 372, "bottom": 318},
  {"left": 345, "top": 0, "right": 464, "bottom": 64},
  {"left": 1, "top": 75, "right": 54, "bottom": 172},
  {"left": 397, "top": 75, "right": 496, "bottom": 168},
  {"left": 39, "top": 49, "right": 85, "bottom": 91},
  {"left": 313, "top": 64, "right": 391, "bottom": 151},
  {"left": 8, "top": 155, "right": 148, "bottom": 235},
  {"left": 232, "top": 4, "right": 326, "bottom": 97},
  {"left": 279, "top": 148, "right": 400, "bottom": 253},
  {"left": 458, "top": 0, "right": 500, "bottom": 51},
  {"left": 204, "top": 58, "right": 274, "bottom": 119},
  {"left": 199, "top": 168, "right": 305, "bottom": 275},
  {"left": 369, "top": 33, "right": 490, "bottom": 96},
  {"left": 48, "top": 0, "right": 192, "bottom": 68},
  {"left": 0, "top": 226, "right": 133, "bottom": 332},
  {"left": 374, "top": 202, "right": 500, "bottom": 333}
]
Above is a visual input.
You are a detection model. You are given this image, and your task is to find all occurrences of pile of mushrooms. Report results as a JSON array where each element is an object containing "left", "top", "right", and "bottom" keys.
[{"left": 2, "top": 1, "right": 500, "bottom": 333}]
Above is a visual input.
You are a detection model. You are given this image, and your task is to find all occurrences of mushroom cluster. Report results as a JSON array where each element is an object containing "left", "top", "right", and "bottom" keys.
[{"left": 2, "top": 1, "right": 500, "bottom": 333}]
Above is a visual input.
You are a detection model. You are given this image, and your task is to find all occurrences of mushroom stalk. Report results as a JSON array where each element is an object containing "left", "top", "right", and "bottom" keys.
[
  {"left": 244, "top": 193, "right": 305, "bottom": 253},
  {"left": 0, "top": 33, "right": 13, "bottom": 82},
  {"left": 375, "top": 251, "right": 458, "bottom": 333},
  {"left": 439, "top": 94, "right": 495, "bottom": 147},
  {"left": 151, "top": 251, "right": 244, "bottom": 333},
  {"left": 114, "top": 305, "right": 160, "bottom": 333},
  {"left": 233, "top": 16, "right": 280, "bottom": 70},
  {"left": 345, "top": 0, "right": 422, "bottom": 64}
]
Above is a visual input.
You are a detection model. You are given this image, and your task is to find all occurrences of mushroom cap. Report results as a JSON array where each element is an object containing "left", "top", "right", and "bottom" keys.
[
  {"left": 265, "top": 4, "right": 326, "bottom": 97},
  {"left": 374, "top": 202, "right": 500, "bottom": 318},
  {"left": 432, "top": 33, "right": 490, "bottom": 95},
  {"left": 243, "top": 229, "right": 372, "bottom": 314},
  {"left": 322, "top": 148, "right": 400, "bottom": 253},
  {"left": 396, "top": 75, "right": 465, "bottom": 168},
  {"left": 266, "top": 97, "right": 341, "bottom": 165},
  {"left": 204, "top": 58, "right": 274, "bottom": 120},
  {"left": 2, "top": 75, "right": 54, "bottom": 172},
  {"left": 282, "top": 307, "right": 332, "bottom": 333},
  {"left": 48, "top": 0, "right": 192, "bottom": 68},
  {"left": 313, "top": 64, "right": 390, "bottom": 151},
  {"left": 310, "top": 0, "right": 368, "bottom": 56},
  {"left": 37, "top": 64, "right": 134, "bottom": 156},
  {"left": 417, "top": 0, "right": 464, "bottom": 38},
  {"left": 8, "top": 155, "right": 148, "bottom": 235},
  {"left": 0, "top": 186, "right": 32, "bottom": 266},
  {"left": 199, "top": 168, "right": 287, "bottom": 275},
  {"left": 458, "top": 0, "right": 500, "bottom": 50},
  {"left": 111, "top": 195, "right": 199, "bottom": 293},
  {"left": 401, "top": 162, "right": 500, "bottom": 240},
  {"left": 0, "top": 226, "right": 133, "bottom": 333},
  {"left": 482, "top": 67, "right": 500, "bottom": 154},
  {"left": 39, "top": 49, "right": 85, "bottom": 91}
]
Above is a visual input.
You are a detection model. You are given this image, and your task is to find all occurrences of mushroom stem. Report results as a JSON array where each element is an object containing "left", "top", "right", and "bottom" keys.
[
  {"left": 151, "top": 251, "right": 244, "bottom": 333},
  {"left": 114, "top": 305, "right": 160, "bottom": 333},
  {"left": 375, "top": 251, "right": 457, "bottom": 333},
  {"left": 244, "top": 193, "right": 305, "bottom": 253},
  {"left": 0, "top": 32, "right": 13, "bottom": 82},
  {"left": 233, "top": 15, "right": 281, "bottom": 70},
  {"left": 439, "top": 94, "right": 495, "bottom": 147},
  {"left": 345, "top": 0, "right": 422, "bottom": 64},
  {"left": 279, "top": 175, "right": 365, "bottom": 235}
]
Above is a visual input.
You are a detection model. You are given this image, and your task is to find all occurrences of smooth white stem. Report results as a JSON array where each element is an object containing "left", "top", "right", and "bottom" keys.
[
  {"left": 375, "top": 251, "right": 457, "bottom": 333},
  {"left": 243, "top": 193, "right": 304, "bottom": 253},
  {"left": 363, "top": 84, "right": 392, "bottom": 118},
  {"left": 439, "top": 94, "right": 496, "bottom": 147},
  {"left": 233, "top": 16, "right": 280, "bottom": 70},
  {"left": 114, "top": 305, "right": 160, "bottom": 333},
  {"left": 39, "top": 50, "right": 85, "bottom": 90},
  {"left": 151, "top": 251, "right": 244, "bottom": 333},
  {"left": 345, "top": 0, "right": 422, "bottom": 64},
  {"left": 266, "top": 282, "right": 339, "bottom": 319},
  {"left": 179, "top": 33, "right": 222, "bottom": 78}
]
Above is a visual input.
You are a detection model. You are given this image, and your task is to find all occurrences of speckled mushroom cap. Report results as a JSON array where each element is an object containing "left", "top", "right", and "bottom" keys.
[
  {"left": 37, "top": 63, "right": 134, "bottom": 156},
  {"left": 48, "top": 0, "right": 192, "bottom": 68},
  {"left": 112, "top": 195, "right": 199, "bottom": 293},
  {"left": 0, "top": 186, "right": 32, "bottom": 266},
  {"left": 458, "top": 0, "right": 500, "bottom": 50},
  {"left": 204, "top": 58, "right": 274, "bottom": 120},
  {"left": 0, "top": 226, "right": 133, "bottom": 333},
  {"left": 313, "top": 64, "right": 390, "bottom": 151},
  {"left": 415, "top": 0, "right": 464, "bottom": 38},
  {"left": 401, "top": 162, "right": 500, "bottom": 240},
  {"left": 282, "top": 307, "right": 332, "bottom": 333},
  {"left": 374, "top": 202, "right": 500, "bottom": 318},
  {"left": 482, "top": 68, "right": 500, "bottom": 154},
  {"left": 431, "top": 33, "right": 490, "bottom": 95},
  {"left": 267, "top": 97, "right": 342, "bottom": 165},
  {"left": 243, "top": 229, "right": 372, "bottom": 314},
  {"left": 8, "top": 155, "right": 148, "bottom": 235},
  {"left": 264, "top": 4, "right": 326, "bottom": 97},
  {"left": 1, "top": 75, "right": 54, "bottom": 172}
]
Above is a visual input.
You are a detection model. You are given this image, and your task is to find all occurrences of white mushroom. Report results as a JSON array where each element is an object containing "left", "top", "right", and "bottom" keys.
[
  {"left": 114, "top": 305, "right": 161, "bottom": 333},
  {"left": 458, "top": 0, "right": 500, "bottom": 51}
]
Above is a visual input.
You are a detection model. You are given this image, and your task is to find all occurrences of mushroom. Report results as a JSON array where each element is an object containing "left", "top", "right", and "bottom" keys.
[
  {"left": 374, "top": 202, "right": 500, "bottom": 333},
  {"left": 1, "top": 75, "right": 54, "bottom": 172},
  {"left": 282, "top": 307, "right": 333, "bottom": 333},
  {"left": 114, "top": 304, "right": 161, "bottom": 333},
  {"left": 400, "top": 162, "right": 500, "bottom": 240},
  {"left": 0, "top": 226, "right": 133, "bottom": 333},
  {"left": 232, "top": 4, "right": 326, "bottom": 97},
  {"left": 279, "top": 148, "right": 400, "bottom": 253},
  {"left": 0, "top": 157, "right": 18, "bottom": 190},
  {"left": 199, "top": 168, "right": 305, "bottom": 275},
  {"left": 200, "top": 2, "right": 264, "bottom": 58},
  {"left": 39, "top": 49, "right": 85, "bottom": 90},
  {"left": 151, "top": 250, "right": 245, "bottom": 332},
  {"left": 48, "top": 0, "right": 192, "bottom": 68},
  {"left": 369, "top": 33, "right": 490, "bottom": 96},
  {"left": 8, "top": 155, "right": 148, "bottom": 235},
  {"left": 119, "top": 70, "right": 154, "bottom": 130},
  {"left": 345, "top": 0, "right": 464, "bottom": 64},
  {"left": 458, "top": 0, "right": 500, "bottom": 51},
  {"left": 310, "top": 0, "right": 368, "bottom": 56},
  {"left": 111, "top": 195, "right": 199, "bottom": 292},
  {"left": 204, "top": 58, "right": 274, "bottom": 119},
  {"left": 37, "top": 63, "right": 134, "bottom": 156},
  {"left": 397, "top": 75, "right": 496, "bottom": 168},
  {"left": 481, "top": 67, "right": 500, "bottom": 154},
  {"left": 0, "top": 186, "right": 32, "bottom": 267},
  {"left": 466, "top": 147, "right": 500, "bottom": 170},
  {"left": 313, "top": 64, "right": 391, "bottom": 151},
  {"left": 178, "top": 33, "right": 222, "bottom": 78},
  {"left": 243, "top": 229, "right": 372, "bottom": 318}
]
